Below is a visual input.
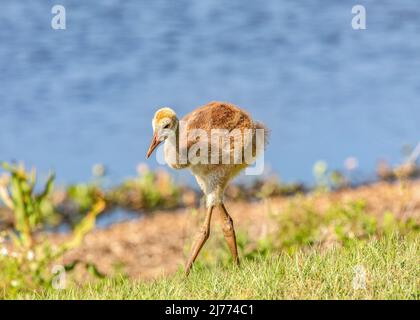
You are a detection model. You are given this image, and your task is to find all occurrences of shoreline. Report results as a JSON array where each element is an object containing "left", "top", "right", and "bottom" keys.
[{"left": 54, "top": 179, "right": 419, "bottom": 280}]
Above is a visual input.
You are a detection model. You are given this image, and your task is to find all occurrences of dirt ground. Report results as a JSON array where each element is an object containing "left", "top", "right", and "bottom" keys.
[{"left": 59, "top": 180, "right": 420, "bottom": 280}]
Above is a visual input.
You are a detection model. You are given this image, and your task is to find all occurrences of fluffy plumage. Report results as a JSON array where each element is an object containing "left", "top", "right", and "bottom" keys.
[{"left": 152, "top": 101, "right": 268, "bottom": 205}]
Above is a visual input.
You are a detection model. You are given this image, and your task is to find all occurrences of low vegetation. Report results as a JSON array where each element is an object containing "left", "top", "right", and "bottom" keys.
[
  {"left": 0, "top": 162, "right": 105, "bottom": 296},
  {"left": 106, "top": 166, "right": 185, "bottom": 211},
  {"left": 0, "top": 160, "right": 419, "bottom": 299},
  {"left": 14, "top": 235, "right": 419, "bottom": 300}
]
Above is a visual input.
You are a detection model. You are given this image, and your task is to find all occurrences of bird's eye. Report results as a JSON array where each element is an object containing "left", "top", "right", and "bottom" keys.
[{"left": 163, "top": 123, "right": 170, "bottom": 129}]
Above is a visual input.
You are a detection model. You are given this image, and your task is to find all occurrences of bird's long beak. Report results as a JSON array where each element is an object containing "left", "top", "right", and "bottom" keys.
[{"left": 146, "top": 132, "right": 162, "bottom": 159}]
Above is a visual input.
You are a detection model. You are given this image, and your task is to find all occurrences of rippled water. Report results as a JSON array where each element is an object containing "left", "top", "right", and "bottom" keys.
[{"left": 0, "top": 0, "right": 419, "bottom": 185}]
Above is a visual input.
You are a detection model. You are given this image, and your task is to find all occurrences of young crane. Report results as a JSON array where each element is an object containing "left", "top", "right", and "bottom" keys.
[{"left": 146, "top": 101, "right": 268, "bottom": 275}]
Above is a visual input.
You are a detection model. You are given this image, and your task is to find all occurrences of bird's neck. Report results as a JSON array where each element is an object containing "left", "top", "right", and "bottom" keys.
[{"left": 164, "top": 124, "right": 186, "bottom": 168}]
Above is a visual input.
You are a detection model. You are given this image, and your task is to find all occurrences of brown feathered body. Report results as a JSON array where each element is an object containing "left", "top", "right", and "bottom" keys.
[{"left": 163, "top": 101, "right": 268, "bottom": 206}]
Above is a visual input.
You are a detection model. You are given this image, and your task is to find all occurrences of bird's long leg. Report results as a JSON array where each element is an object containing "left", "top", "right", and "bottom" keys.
[
  {"left": 218, "top": 203, "right": 240, "bottom": 266},
  {"left": 185, "top": 205, "right": 214, "bottom": 276}
]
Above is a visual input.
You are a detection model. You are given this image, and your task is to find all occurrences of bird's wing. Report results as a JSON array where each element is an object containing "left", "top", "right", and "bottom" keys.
[
  {"left": 182, "top": 101, "right": 253, "bottom": 133},
  {"left": 180, "top": 101, "right": 257, "bottom": 159}
]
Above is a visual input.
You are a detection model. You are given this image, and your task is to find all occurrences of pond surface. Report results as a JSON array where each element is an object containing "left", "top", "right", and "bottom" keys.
[
  {"left": 50, "top": 208, "right": 142, "bottom": 233},
  {"left": 0, "top": 1, "right": 419, "bottom": 185}
]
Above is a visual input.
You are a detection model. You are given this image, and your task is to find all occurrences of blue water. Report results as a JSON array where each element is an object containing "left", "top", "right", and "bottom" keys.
[
  {"left": 0, "top": 0, "right": 419, "bottom": 185},
  {"left": 50, "top": 208, "right": 141, "bottom": 233}
]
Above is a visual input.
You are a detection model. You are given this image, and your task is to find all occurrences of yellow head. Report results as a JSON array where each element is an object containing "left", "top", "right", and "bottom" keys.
[{"left": 146, "top": 107, "right": 178, "bottom": 159}]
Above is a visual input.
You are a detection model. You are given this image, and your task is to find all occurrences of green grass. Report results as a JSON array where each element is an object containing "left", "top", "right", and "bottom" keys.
[
  {"left": 1, "top": 166, "right": 418, "bottom": 299},
  {"left": 13, "top": 235, "right": 419, "bottom": 300}
]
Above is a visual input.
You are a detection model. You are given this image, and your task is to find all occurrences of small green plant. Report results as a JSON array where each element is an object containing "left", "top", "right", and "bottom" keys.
[
  {"left": 65, "top": 163, "right": 108, "bottom": 216},
  {"left": 0, "top": 162, "right": 55, "bottom": 248},
  {"left": 66, "top": 183, "right": 103, "bottom": 213},
  {"left": 313, "top": 161, "right": 348, "bottom": 191},
  {"left": 108, "top": 164, "right": 181, "bottom": 211},
  {"left": 0, "top": 162, "right": 105, "bottom": 297}
]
